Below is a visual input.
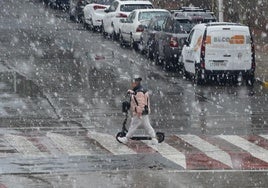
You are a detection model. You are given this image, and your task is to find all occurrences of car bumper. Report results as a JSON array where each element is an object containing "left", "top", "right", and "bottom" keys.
[
  {"left": 132, "top": 32, "right": 142, "bottom": 42},
  {"left": 202, "top": 69, "right": 255, "bottom": 76}
]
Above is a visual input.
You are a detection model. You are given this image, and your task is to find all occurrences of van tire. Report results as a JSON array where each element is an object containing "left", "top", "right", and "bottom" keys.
[
  {"left": 194, "top": 71, "right": 204, "bottom": 85},
  {"left": 246, "top": 74, "right": 255, "bottom": 86}
]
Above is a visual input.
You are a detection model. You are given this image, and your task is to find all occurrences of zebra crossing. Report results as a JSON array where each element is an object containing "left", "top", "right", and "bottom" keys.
[{"left": 1, "top": 132, "right": 268, "bottom": 170}]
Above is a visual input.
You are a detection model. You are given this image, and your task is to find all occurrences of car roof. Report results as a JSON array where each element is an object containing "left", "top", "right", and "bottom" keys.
[
  {"left": 193, "top": 22, "right": 249, "bottom": 30},
  {"left": 117, "top": 0, "right": 152, "bottom": 5},
  {"left": 134, "top": 9, "right": 169, "bottom": 12}
]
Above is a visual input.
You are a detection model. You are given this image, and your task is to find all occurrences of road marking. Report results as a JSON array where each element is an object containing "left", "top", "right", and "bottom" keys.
[
  {"left": 4, "top": 134, "right": 46, "bottom": 157},
  {"left": 178, "top": 134, "right": 233, "bottom": 168},
  {"left": 88, "top": 131, "right": 136, "bottom": 155},
  {"left": 143, "top": 141, "right": 186, "bottom": 169},
  {"left": 219, "top": 135, "right": 268, "bottom": 164},
  {"left": 47, "top": 132, "right": 91, "bottom": 156}
]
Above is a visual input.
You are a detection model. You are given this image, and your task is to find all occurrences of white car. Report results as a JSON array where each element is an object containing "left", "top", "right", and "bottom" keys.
[
  {"left": 181, "top": 22, "right": 255, "bottom": 85},
  {"left": 83, "top": 0, "right": 114, "bottom": 31},
  {"left": 102, "top": 0, "right": 153, "bottom": 39},
  {"left": 119, "top": 9, "right": 170, "bottom": 49}
]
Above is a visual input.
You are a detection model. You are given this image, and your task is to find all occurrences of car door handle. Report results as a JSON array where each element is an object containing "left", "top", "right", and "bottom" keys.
[{"left": 223, "top": 54, "right": 231, "bottom": 57}]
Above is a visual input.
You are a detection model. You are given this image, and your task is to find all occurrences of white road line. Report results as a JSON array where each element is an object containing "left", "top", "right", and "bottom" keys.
[
  {"left": 47, "top": 132, "right": 91, "bottom": 156},
  {"left": 4, "top": 134, "right": 45, "bottom": 157},
  {"left": 178, "top": 134, "right": 233, "bottom": 168},
  {"left": 219, "top": 135, "right": 268, "bottom": 164},
  {"left": 143, "top": 141, "right": 186, "bottom": 169},
  {"left": 88, "top": 131, "right": 136, "bottom": 155}
]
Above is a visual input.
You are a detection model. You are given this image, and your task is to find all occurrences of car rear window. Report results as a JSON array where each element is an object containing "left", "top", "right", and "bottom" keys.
[
  {"left": 138, "top": 11, "right": 170, "bottom": 21},
  {"left": 120, "top": 4, "right": 153, "bottom": 12},
  {"left": 174, "top": 19, "right": 195, "bottom": 33}
]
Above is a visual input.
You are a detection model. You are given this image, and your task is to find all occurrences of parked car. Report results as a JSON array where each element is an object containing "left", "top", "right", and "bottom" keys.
[
  {"left": 69, "top": 0, "right": 91, "bottom": 22},
  {"left": 119, "top": 9, "right": 170, "bottom": 50},
  {"left": 181, "top": 22, "right": 255, "bottom": 85},
  {"left": 153, "top": 16, "right": 191, "bottom": 70},
  {"left": 139, "top": 16, "right": 168, "bottom": 59},
  {"left": 83, "top": 0, "right": 114, "bottom": 31},
  {"left": 101, "top": 0, "right": 153, "bottom": 39},
  {"left": 172, "top": 7, "right": 217, "bottom": 23}
]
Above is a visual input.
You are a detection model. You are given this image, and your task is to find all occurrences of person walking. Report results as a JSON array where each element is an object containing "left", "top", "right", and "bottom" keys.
[{"left": 117, "top": 77, "right": 158, "bottom": 145}]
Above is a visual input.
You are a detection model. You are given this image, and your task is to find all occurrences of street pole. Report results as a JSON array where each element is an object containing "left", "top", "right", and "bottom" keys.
[{"left": 218, "top": 0, "right": 224, "bottom": 22}]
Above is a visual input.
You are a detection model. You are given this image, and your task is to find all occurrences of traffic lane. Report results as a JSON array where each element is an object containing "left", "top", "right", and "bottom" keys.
[
  {"left": 1, "top": 0, "right": 268, "bottom": 137},
  {"left": 1, "top": 170, "right": 268, "bottom": 188}
]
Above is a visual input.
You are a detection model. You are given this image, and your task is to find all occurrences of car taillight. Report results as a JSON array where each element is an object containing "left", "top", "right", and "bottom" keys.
[
  {"left": 116, "top": 13, "right": 127, "bottom": 18},
  {"left": 93, "top": 5, "right": 106, "bottom": 10},
  {"left": 136, "top": 25, "right": 144, "bottom": 32},
  {"left": 170, "top": 37, "right": 179, "bottom": 48},
  {"left": 200, "top": 29, "right": 207, "bottom": 68}
]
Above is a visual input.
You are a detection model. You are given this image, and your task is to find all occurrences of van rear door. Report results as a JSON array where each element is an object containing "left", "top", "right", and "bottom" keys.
[{"left": 205, "top": 26, "right": 252, "bottom": 71}]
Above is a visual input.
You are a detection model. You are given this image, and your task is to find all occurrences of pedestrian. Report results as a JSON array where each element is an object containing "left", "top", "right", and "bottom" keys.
[{"left": 117, "top": 77, "right": 158, "bottom": 145}]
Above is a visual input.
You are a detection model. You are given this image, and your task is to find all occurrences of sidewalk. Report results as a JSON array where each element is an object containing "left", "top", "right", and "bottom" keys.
[{"left": 255, "top": 48, "right": 268, "bottom": 87}]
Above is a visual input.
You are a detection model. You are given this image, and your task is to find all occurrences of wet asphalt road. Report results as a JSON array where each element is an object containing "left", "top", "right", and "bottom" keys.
[{"left": 0, "top": 0, "right": 268, "bottom": 187}]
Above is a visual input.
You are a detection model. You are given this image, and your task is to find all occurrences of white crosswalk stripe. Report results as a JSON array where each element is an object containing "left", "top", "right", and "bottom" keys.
[
  {"left": 46, "top": 132, "right": 91, "bottom": 156},
  {"left": 88, "top": 131, "right": 136, "bottom": 155},
  {"left": 178, "top": 134, "right": 233, "bottom": 168},
  {"left": 219, "top": 135, "right": 268, "bottom": 164},
  {"left": 4, "top": 134, "right": 46, "bottom": 157},
  {"left": 3, "top": 132, "right": 268, "bottom": 170},
  {"left": 143, "top": 141, "right": 186, "bottom": 169}
]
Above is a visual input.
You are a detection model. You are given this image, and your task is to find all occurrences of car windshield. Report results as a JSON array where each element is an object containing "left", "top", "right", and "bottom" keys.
[
  {"left": 174, "top": 19, "right": 195, "bottom": 33},
  {"left": 138, "top": 11, "right": 170, "bottom": 21},
  {"left": 120, "top": 4, "right": 153, "bottom": 12}
]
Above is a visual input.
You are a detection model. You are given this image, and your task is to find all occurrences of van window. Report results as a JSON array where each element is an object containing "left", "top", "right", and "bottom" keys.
[{"left": 187, "top": 29, "right": 195, "bottom": 45}]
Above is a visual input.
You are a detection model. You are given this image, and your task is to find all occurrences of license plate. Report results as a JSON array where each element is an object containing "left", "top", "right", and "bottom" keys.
[{"left": 210, "top": 61, "right": 227, "bottom": 67}]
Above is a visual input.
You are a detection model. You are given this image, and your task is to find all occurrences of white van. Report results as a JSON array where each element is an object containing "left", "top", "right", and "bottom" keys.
[{"left": 181, "top": 22, "right": 255, "bottom": 85}]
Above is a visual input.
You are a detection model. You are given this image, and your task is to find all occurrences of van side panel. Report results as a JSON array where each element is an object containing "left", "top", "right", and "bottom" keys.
[{"left": 205, "top": 26, "right": 252, "bottom": 71}]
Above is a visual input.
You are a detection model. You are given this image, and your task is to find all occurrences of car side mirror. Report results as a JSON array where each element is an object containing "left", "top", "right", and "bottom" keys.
[{"left": 104, "top": 8, "right": 109, "bottom": 13}]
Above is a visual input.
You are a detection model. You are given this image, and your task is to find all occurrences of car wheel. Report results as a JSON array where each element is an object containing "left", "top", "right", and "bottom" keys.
[
  {"left": 102, "top": 24, "right": 107, "bottom": 38},
  {"left": 139, "top": 38, "right": 145, "bottom": 54},
  {"left": 111, "top": 31, "right": 117, "bottom": 41},
  {"left": 119, "top": 32, "right": 125, "bottom": 47},
  {"left": 245, "top": 73, "right": 255, "bottom": 86},
  {"left": 153, "top": 51, "right": 161, "bottom": 66},
  {"left": 194, "top": 70, "right": 204, "bottom": 85},
  {"left": 146, "top": 44, "right": 153, "bottom": 59}
]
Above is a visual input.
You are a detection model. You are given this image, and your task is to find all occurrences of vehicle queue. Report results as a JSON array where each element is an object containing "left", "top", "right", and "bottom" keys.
[{"left": 42, "top": 0, "right": 256, "bottom": 86}]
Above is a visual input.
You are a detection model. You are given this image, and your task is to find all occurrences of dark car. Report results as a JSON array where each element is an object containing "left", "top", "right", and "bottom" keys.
[
  {"left": 153, "top": 7, "right": 217, "bottom": 71},
  {"left": 172, "top": 7, "right": 217, "bottom": 23},
  {"left": 154, "top": 16, "right": 190, "bottom": 70},
  {"left": 139, "top": 16, "right": 168, "bottom": 60},
  {"left": 69, "top": 0, "right": 92, "bottom": 22}
]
